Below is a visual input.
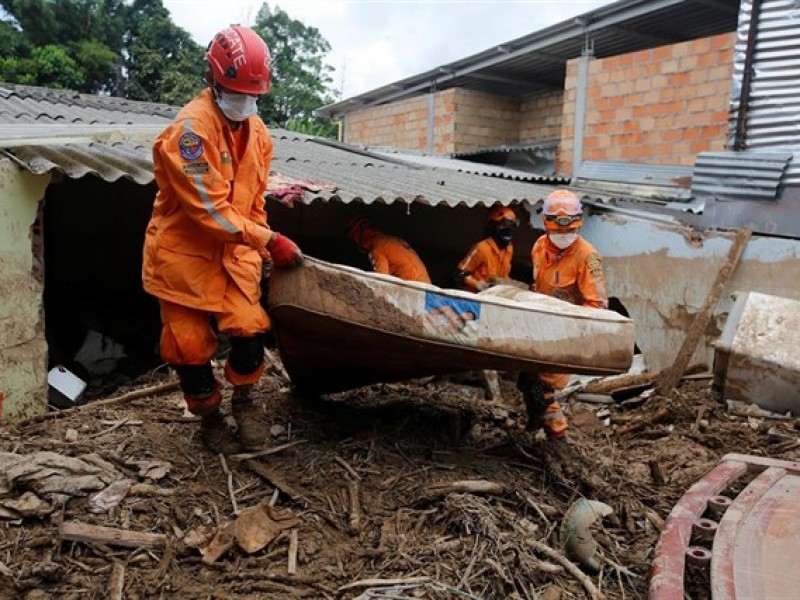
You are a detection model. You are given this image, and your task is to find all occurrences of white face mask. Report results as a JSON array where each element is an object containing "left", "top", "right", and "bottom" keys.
[
  {"left": 216, "top": 90, "right": 259, "bottom": 122},
  {"left": 548, "top": 232, "right": 578, "bottom": 249}
]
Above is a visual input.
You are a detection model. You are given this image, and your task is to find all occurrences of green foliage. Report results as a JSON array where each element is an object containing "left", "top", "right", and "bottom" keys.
[
  {"left": 285, "top": 117, "right": 338, "bottom": 139},
  {"left": 0, "top": 0, "right": 338, "bottom": 122},
  {"left": 252, "top": 3, "right": 337, "bottom": 137},
  {"left": 0, "top": 44, "right": 85, "bottom": 89},
  {"left": 123, "top": 0, "right": 203, "bottom": 105},
  {"left": 1, "top": 0, "right": 126, "bottom": 93}
]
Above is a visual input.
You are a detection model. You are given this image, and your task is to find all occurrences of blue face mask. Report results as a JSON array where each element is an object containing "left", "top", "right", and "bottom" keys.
[{"left": 216, "top": 90, "right": 259, "bottom": 122}]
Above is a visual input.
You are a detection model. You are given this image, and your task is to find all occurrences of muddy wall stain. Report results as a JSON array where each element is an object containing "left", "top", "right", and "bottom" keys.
[
  {"left": 0, "top": 159, "right": 50, "bottom": 422},
  {"left": 582, "top": 215, "right": 800, "bottom": 371}
]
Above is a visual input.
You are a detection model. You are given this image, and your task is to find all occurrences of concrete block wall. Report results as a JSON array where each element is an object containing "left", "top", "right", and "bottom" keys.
[
  {"left": 559, "top": 32, "right": 736, "bottom": 174},
  {"left": 520, "top": 90, "right": 564, "bottom": 142}
]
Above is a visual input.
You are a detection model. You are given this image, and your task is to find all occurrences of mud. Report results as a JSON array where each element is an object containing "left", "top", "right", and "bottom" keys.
[
  {"left": 315, "top": 268, "right": 422, "bottom": 337},
  {"left": 0, "top": 370, "right": 796, "bottom": 599}
]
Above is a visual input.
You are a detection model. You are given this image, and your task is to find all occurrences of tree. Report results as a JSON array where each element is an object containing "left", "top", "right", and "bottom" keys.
[
  {"left": 1, "top": 0, "right": 126, "bottom": 93},
  {"left": 252, "top": 3, "right": 337, "bottom": 137},
  {"left": 122, "top": 0, "right": 204, "bottom": 105},
  {"left": 0, "top": 0, "right": 201, "bottom": 102}
]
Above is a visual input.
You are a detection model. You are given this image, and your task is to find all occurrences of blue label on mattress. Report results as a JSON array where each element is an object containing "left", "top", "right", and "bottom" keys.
[{"left": 423, "top": 292, "right": 481, "bottom": 344}]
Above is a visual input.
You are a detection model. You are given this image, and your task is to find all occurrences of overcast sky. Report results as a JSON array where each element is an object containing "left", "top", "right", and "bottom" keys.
[{"left": 162, "top": 0, "right": 612, "bottom": 99}]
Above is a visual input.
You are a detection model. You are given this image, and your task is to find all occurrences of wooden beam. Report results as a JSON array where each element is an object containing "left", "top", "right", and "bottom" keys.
[{"left": 657, "top": 228, "right": 752, "bottom": 396}]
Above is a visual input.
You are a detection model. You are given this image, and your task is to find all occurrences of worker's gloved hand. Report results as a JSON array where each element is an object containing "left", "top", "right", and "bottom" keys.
[
  {"left": 267, "top": 232, "right": 304, "bottom": 268},
  {"left": 474, "top": 280, "right": 490, "bottom": 292}
]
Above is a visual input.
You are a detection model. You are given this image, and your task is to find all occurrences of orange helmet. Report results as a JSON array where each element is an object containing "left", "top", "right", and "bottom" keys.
[
  {"left": 345, "top": 216, "right": 376, "bottom": 247},
  {"left": 542, "top": 190, "right": 583, "bottom": 231},
  {"left": 206, "top": 26, "right": 272, "bottom": 95},
  {"left": 486, "top": 206, "right": 519, "bottom": 226}
]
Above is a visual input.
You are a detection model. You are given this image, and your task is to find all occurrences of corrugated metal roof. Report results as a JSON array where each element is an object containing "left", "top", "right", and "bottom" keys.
[
  {"left": 2, "top": 140, "right": 156, "bottom": 185},
  {"left": 452, "top": 140, "right": 559, "bottom": 158},
  {"left": 691, "top": 151, "right": 792, "bottom": 201},
  {"left": 364, "top": 147, "right": 562, "bottom": 183},
  {"left": 572, "top": 160, "right": 694, "bottom": 201},
  {"left": 0, "top": 125, "right": 556, "bottom": 206},
  {"left": 730, "top": 0, "right": 800, "bottom": 184},
  {"left": 269, "top": 133, "right": 557, "bottom": 206},
  {"left": 0, "top": 83, "right": 178, "bottom": 125},
  {"left": 318, "top": 0, "right": 741, "bottom": 116}
]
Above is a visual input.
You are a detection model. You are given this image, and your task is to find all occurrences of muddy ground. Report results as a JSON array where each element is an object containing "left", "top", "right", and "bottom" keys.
[{"left": 0, "top": 365, "right": 798, "bottom": 600}]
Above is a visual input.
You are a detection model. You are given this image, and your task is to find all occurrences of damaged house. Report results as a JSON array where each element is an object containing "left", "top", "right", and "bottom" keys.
[{"left": 1, "top": 0, "right": 800, "bottom": 425}]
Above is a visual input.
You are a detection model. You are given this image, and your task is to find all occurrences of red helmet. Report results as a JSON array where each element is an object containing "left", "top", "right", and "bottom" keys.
[
  {"left": 486, "top": 206, "right": 519, "bottom": 226},
  {"left": 542, "top": 190, "right": 583, "bottom": 231},
  {"left": 206, "top": 26, "right": 272, "bottom": 95}
]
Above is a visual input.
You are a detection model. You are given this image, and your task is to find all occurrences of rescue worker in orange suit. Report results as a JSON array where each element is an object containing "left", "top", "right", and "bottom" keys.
[
  {"left": 346, "top": 217, "right": 432, "bottom": 284},
  {"left": 454, "top": 206, "right": 518, "bottom": 292},
  {"left": 142, "top": 26, "right": 303, "bottom": 454},
  {"left": 518, "top": 189, "right": 608, "bottom": 441}
]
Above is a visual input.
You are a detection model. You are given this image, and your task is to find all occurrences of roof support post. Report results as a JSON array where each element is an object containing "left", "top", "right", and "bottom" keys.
[
  {"left": 572, "top": 29, "right": 594, "bottom": 177},
  {"left": 427, "top": 81, "right": 436, "bottom": 154}
]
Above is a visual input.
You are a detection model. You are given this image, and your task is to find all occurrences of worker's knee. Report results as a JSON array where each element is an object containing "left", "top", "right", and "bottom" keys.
[
  {"left": 175, "top": 363, "right": 217, "bottom": 397},
  {"left": 519, "top": 377, "right": 555, "bottom": 414},
  {"left": 228, "top": 335, "right": 265, "bottom": 375}
]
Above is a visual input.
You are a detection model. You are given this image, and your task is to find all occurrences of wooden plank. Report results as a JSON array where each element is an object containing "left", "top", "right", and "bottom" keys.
[
  {"left": 60, "top": 522, "right": 166, "bottom": 549},
  {"left": 657, "top": 228, "right": 752, "bottom": 397}
]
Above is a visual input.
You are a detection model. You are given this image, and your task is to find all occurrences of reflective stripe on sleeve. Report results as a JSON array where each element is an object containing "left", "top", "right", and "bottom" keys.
[{"left": 183, "top": 119, "right": 239, "bottom": 235}]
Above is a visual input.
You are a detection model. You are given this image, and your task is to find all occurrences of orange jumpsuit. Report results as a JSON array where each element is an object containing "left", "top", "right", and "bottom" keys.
[
  {"left": 367, "top": 234, "right": 431, "bottom": 283},
  {"left": 457, "top": 238, "right": 513, "bottom": 291},
  {"left": 523, "top": 235, "right": 608, "bottom": 438},
  {"left": 142, "top": 88, "right": 273, "bottom": 393}
]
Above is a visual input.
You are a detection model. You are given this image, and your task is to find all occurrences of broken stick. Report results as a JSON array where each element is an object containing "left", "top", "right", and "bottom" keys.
[
  {"left": 23, "top": 380, "right": 182, "bottom": 424},
  {"left": 526, "top": 538, "right": 604, "bottom": 600},
  {"left": 109, "top": 562, "right": 125, "bottom": 600},
  {"left": 348, "top": 481, "right": 362, "bottom": 534},
  {"left": 287, "top": 529, "right": 298, "bottom": 575},
  {"left": 657, "top": 228, "right": 752, "bottom": 396},
  {"left": 616, "top": 407, "right": 672, "bottom": 436},
  {"left": 60, "top": 522, "right": 166, "bottom": 549},
  {"left": 426, "top": 480, "right": 507, "bottom": 500}
]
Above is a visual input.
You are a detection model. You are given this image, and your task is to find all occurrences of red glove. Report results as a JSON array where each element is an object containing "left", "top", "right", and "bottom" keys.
[{"left": 267, "top": 232, "right": 304, "bottom": 268}]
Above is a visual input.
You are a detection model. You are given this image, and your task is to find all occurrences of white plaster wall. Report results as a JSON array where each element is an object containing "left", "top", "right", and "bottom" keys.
[
  {"left": 580, "top": 213, "right": 800, "bottom": 371},
  {"left": 0, "top": 159, "right": 50, "bottom": 422}
]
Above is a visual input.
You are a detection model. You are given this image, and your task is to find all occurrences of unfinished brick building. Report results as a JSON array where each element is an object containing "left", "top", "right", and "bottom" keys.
[{"left": 317, "top": 0, "right": 741, "bottom": 177}]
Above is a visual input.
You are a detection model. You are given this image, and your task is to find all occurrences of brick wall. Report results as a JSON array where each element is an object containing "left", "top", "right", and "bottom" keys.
[
  {"left": 520, "top": 90, "right": 564, "bottom": 141},
  {"left": 451, "top": 89, "right": 520, "bottom": 153},
  {"left": 345, "top": 95, "right": 428, "bottom": 150},
  {"left": 343, "top": 88, "right": 523, "bottom": 154},
  {"left": 559, "top": 32, "right": 735, "bottom": 174}
]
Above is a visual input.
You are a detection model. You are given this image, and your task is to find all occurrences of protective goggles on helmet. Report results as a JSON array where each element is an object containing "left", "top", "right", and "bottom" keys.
[{"left": 544, "top": 214, "right": 582, "bottom": 227}]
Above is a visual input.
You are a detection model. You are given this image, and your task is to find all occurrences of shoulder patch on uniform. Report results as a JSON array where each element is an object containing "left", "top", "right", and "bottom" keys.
[
  {"left": 178, "top": 132, "right": 203, "bottom": 161},
  {"left": 182, "top": 162, "right": 209, "bottom": 175},
  {"left": 586, "top": 252, "right": 603, "bottom": 275}
]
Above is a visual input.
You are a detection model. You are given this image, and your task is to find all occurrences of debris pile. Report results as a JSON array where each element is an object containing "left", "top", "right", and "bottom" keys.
[{"left": 0, "top": 365, "right": 797, "bottom": 599}]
